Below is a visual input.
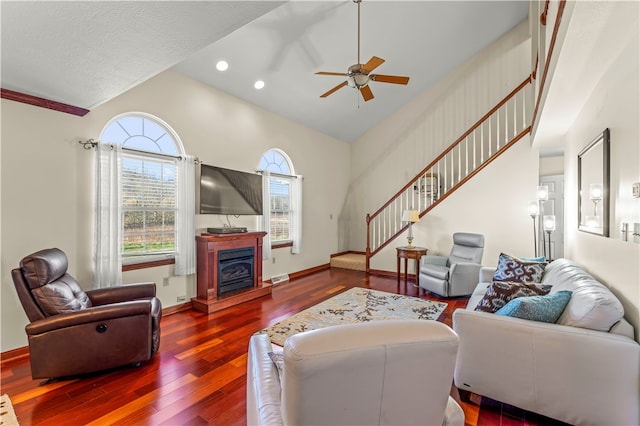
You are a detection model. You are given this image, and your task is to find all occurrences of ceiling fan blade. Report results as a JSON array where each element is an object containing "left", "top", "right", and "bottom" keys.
[
  {"left": 316, "top": 71, "right": 349, "bottom": 76},
  {"left": 320, "top": 81, "right": 348, "bottom": 98},
  {"left": 360, "top": 84, "right": 374, "bottom": 102},
  {"left": 370, "top": 74, "right": 410, "bottom": 85},
  {"left": 362, "top": 56, "right": 385, "bottom": 73}
]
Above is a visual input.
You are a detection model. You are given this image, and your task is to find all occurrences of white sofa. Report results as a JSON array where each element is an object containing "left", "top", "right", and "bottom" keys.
[
  {"left": 453, "top": 258, "right": 640, "bottom": 426},
  {"left": 247, "top": 320, "right": 464, "bottom": 426}
]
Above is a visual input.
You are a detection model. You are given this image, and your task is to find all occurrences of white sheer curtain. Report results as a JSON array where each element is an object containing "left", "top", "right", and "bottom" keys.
[
  {"left": 175, "top": 155, "right": 196, "bottom": 275},
  {"left": 260, "top": 171, "right": 272, "bottom": 260},
  {"left": 291, "top": 174, "right": 303, "bottom": 254},
  {"left": 94, "top": 142, "right": 122, "bottom": 288}
]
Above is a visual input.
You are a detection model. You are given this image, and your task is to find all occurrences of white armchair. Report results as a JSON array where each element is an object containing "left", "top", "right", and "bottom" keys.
[
  {"left": 419, "top": 232, "right": 485, "bottom": 297},
  {"left": 247, "top": 320, "right": 464, "bottom": 426}
]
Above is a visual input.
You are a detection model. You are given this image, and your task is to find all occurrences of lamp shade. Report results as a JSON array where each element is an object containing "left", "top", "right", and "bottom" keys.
[
  {"left": 537, "top": 185, "right": 549, "bottom": 201},
  {"left": 401, "top": 209, "right": 420, "bottom": 223},
  {"left": 528, "top": 201, "right": 540, "bottom": 216},
  {"left": 543, "top": 215, "right": 556, "bottom": 231},
  {"left": 589, "top": 183, "right": 603, "bottom": 200}
]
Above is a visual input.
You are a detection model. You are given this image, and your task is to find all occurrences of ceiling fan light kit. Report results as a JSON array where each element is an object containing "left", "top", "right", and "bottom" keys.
[{"left": 316, "top": 0, "right": 410, "bottom": 102}]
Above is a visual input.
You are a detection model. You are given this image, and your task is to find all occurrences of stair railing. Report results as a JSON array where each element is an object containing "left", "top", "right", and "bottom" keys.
[{"left": 365, "top": 76, "right": 532, "bottom": 272}]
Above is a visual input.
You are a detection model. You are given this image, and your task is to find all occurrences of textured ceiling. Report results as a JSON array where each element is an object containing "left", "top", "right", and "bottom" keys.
[
  {"left": 2, "top": 1, "right": 529, "bottom": 143},
  {"left": 1, "top": 1, "right": 284, "bottom": 109}
]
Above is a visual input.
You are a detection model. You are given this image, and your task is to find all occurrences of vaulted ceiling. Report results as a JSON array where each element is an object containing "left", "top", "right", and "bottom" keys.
[{"left": 1, "top": 1, "right": 528, "bottom": 143}]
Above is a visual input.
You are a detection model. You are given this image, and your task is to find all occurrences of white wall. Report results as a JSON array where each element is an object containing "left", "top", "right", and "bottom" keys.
[
  {"left": 342, "top": 21, "right": 531, "bottom": 253},
  {"left": 1, "top": 70, "right": 351, "bottom": 352},
  {"left": 540, "top": 154, "right": 564, "bottom": 176},
  {"left": 562, "top": 29, "right": 640, "bottom": 338}
]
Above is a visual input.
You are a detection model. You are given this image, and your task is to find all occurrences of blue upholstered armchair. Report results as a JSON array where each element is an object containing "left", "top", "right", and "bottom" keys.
[{"left": 419, "top": 233, "right": 485, "bottom": 297}]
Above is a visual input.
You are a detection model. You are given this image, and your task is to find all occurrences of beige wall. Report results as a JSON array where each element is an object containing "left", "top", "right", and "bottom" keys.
[
  {"left": 1, "top": 70, "right": 351, "bottom": 351},
  {"left": 539, "top": 154, "right": 564, "bottom": 176},
  {"left": 562, "top": 30, "right": 640, "bottom": 338}
]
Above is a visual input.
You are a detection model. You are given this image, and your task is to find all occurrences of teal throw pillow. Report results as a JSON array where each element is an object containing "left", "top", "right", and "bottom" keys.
[
  {"left": 495, "top": 290, "right": 573, "bottom": 323},
  {"left": 520, "top": 256, "right": 546, "bottom": 262}
]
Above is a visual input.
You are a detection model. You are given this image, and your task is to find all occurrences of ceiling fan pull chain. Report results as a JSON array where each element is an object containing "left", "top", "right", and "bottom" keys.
[{"left": 357, "top": 0, "right": 361, "bottom": 65}]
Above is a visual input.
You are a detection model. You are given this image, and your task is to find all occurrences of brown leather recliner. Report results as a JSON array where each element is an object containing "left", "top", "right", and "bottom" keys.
[{"left": 11, "top": 248, "right": 162, "bottom": 380}]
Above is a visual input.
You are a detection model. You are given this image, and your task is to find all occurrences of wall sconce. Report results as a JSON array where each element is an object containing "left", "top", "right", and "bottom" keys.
[
  {"left": 528, "top": 201, "right": 540, "bottom": 257},
  {"left": 401, "top": 209, "right": 420, "bottom": 248},
  {"left": 543, "top": 215, "right": 556, "bottom": 261},
  {"left": 589, "top": 183, "right": 603, "bottom": 216}
]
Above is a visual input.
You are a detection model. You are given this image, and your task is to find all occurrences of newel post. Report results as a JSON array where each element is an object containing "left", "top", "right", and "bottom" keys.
[{"left": 365, "top": 213, "right": 371, "bottom": 274}]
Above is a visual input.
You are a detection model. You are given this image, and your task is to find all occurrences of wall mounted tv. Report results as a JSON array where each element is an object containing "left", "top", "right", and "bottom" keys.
[{"left": 199, "top": 164, "right": 263, "bottom": 215}]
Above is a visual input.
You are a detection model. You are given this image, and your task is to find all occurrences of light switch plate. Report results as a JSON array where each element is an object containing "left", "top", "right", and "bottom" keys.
[{"left": 633, "top": 182, "right": 640, "bottom": 198}]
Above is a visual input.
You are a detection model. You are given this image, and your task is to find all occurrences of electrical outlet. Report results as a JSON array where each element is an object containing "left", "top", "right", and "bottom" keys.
[
  {"left": 177, "top": 295, "right": 187, "bottom": 302},
  {"left": 632, "top": 182, "right": 640, "bottom": 198},
  {"left": 162, "top": 277, "right": 170, "bottom": 287},
  {"left": 272, "top": 257, "right": 276, "bottom": 264}
]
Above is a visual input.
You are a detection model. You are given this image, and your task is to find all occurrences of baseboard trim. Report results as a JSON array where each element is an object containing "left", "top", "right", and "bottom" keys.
[
  {"left": 2, "top": 263, "right": 334, "bottom": 359},
  {"left": 369, "top": 269, "right": 417, "bottom": 281},
  {"left": 0, "top": 346, "right": 29, "bottom": 366},
  {"left": 2, "top": 301, "right": 195, "bottom": 362},
  {"left": 163, "top": 302, "right": 193, "bottom": 316},
  {"left": 265, "top": 263, "right": 331, "bottom": 284}
]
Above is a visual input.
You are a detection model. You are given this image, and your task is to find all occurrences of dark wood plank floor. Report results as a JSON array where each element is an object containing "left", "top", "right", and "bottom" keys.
[{"left": 2, "top": 268, "right": 569, "bottom": 425}]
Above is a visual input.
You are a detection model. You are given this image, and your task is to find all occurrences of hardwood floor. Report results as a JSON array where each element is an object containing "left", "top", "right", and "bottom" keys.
[{"left": 1, "top": 268, "right": 569, "bottom": 425}]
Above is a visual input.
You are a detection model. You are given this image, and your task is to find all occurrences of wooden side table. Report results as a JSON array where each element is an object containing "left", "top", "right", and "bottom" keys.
[{"left": 396, "top": 246, "right": 428, "bottom": 288}]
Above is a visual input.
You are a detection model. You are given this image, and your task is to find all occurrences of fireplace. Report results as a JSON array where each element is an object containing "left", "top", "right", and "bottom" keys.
[
  {"left": 217, "top": 247, "right": 254, "bottom": 296},
  {"left": 193, "top": 231, "right": 270, "bottom": 314}
]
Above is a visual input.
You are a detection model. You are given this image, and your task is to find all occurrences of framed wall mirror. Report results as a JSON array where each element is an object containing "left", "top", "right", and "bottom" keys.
[{"left": 578, "top": 128, "right": 610, "bottom": 236}]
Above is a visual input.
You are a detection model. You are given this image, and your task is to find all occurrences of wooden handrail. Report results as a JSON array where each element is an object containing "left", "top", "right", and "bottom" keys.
[
  {"left": 369, "top": 75, "right": 531, "bottom": 220},
  {"left": 532, "top": 0, "right": 566, "bottom": 130}
]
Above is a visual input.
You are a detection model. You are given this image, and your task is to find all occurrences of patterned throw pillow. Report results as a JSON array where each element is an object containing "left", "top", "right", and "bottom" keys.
[
  {"left": 492, "top": 252, "right": 547, "bottom": 283},
  {"left": 474, "top": 281, "right": 552, "bottom": 313},
  {"left": 496, "top": 290, "right": 573, "bottom": 323}
]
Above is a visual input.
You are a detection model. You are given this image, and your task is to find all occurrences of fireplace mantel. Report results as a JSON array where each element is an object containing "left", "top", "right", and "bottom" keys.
[{"left": 191, "top": 231, "right": 271, "bottom": 314}]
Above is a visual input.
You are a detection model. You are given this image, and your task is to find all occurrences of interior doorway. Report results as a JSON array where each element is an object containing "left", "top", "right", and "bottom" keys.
[{"left": 539, "top": 175, "right": 564, "bottom": 260}]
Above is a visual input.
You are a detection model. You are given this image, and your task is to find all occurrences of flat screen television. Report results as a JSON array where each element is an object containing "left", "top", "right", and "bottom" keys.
[{"left": 199, "top": 164, "right": 263, "bottom": 215}]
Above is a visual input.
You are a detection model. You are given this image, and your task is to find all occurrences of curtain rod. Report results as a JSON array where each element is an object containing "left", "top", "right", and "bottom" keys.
[
  {"left": 79, "top": 139, "right": 200, "bottom": 163},
  {"left": 256, "top": 169, "right": 302, "bottom": 180}
]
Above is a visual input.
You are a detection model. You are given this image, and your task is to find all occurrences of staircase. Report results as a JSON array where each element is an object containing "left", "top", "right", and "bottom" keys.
[{"left": 365, "top": 76, "right": 533, "bottom": 272}]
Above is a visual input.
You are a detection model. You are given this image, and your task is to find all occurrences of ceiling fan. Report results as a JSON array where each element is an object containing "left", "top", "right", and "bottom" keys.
[{"left": 316, "top": 0, "right": 410, "bottom": 102}]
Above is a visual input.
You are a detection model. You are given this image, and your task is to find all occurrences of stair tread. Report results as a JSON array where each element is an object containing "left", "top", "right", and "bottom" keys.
[{"left": 330, "top": 253, "right": 366, "bottom": 271}]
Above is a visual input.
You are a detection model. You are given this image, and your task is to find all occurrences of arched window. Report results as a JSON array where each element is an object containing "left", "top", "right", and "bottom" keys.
[
  {"left": 258, "top": 149, "right": 301, "bottom": 249},
  {"left": 100, "top": 113, "right": 185, "bottom": 267}
]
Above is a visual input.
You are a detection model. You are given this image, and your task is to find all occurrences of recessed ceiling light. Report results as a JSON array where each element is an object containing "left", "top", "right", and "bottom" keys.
[
  {"left": 216, "top": 60, "right": 229, "bottom": 71},
  {"left": 254, "top": 80, "right": 265, "bottom": 90}
]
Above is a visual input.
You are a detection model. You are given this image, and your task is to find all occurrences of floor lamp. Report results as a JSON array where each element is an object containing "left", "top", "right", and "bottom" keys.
[
  {"left": 528, "top": 201, "right": 540, "bottom": 257},
  {"left": 537, "top": 185, "right": 549, "bottom": 258}
]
